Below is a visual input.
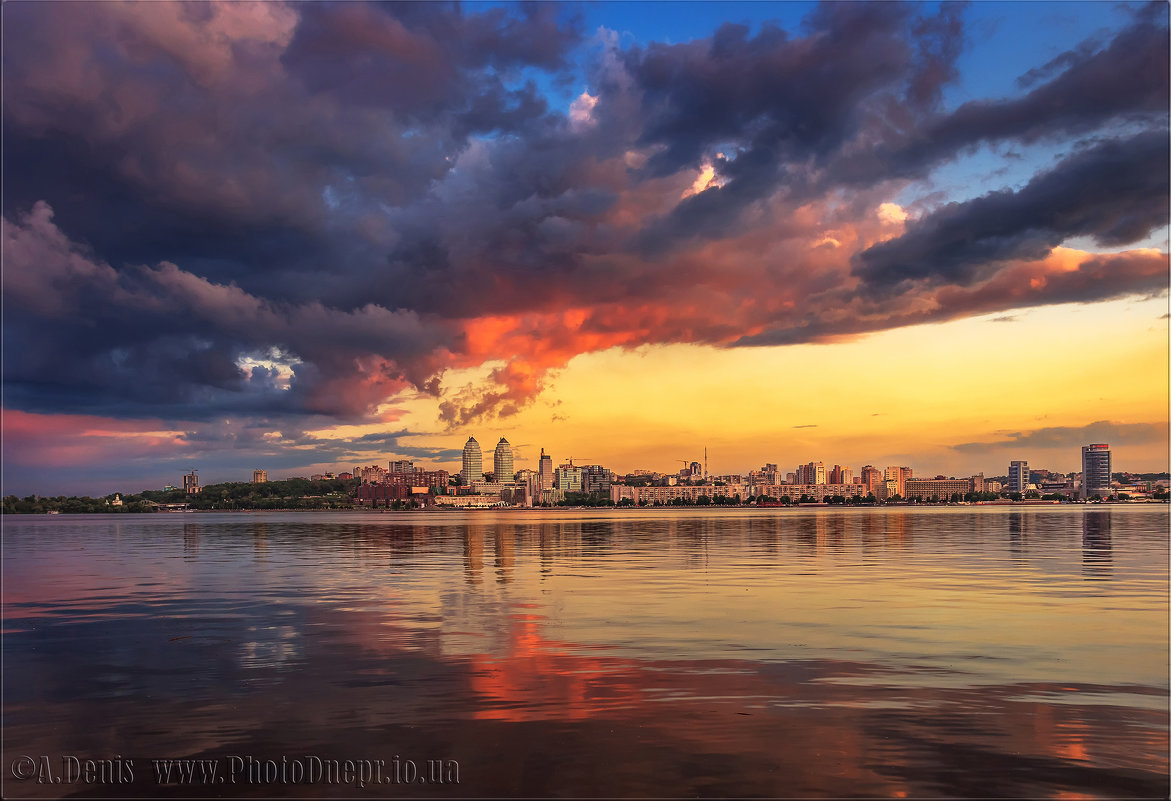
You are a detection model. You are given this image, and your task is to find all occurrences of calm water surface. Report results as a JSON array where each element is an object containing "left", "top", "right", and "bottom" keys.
[{"left": 2, "top": 506, "right": 1167, "bottom": 798}]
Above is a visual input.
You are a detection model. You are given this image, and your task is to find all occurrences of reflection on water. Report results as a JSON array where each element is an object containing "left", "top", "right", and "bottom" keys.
[
  {"left": 1082, "top": 510, "right": 1112, "bottom": 581},
  {"left": 2, "top": 506, "right": 1167, "bottom": 798}
]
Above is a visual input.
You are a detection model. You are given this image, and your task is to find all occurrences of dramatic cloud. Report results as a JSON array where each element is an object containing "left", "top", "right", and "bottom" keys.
[
  {"left": 2, "top": 0, "right": 1168, "bottom": 440},
  {"left": 853, "top": 131, "right": 1170, "bottom": 288},
  {"left": 953, "top": 421, "right": 1171, "bottom": 455}
]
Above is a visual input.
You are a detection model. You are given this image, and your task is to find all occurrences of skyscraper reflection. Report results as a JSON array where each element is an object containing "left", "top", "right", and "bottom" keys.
[
  {"left": 464, "top": 525, "right": 485, "bottom": 584},
  {"left": 183, "top": 521, "right": 200, "bottom": 557},
  {"left": 1082, "top": 510, "right": 1112, "bottom": 580},
  {"left": 494, "top": 529, "right": 515, "bottom": 584}
]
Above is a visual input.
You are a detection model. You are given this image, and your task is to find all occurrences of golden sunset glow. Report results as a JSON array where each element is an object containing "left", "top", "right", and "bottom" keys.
[{"left": 367, "top": 295, "right": 1168, "bottom": 478}]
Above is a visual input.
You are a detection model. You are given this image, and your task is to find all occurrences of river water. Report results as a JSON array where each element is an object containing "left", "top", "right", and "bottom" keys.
[{"left": 2, "top": 506, "right": 1167, "bottom": 798}]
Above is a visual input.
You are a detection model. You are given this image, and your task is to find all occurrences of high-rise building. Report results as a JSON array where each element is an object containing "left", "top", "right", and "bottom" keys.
[
  {"left": 556, "top": 464, "right": 583, "bottom": 493},
  {"left": 252, "top": 469, "right": 267, "bottom": 483},
  {"left": 494, "top": 437, "right": 514, "bottom": 481},
  {"left": 751, "top": 463, "right": 780, "bottom": 484},
  {"left": 462, "top": 437, "right": 482, "bottom": 483},
  {"left": 582, "top": 465, "right": 614, "bottom": 494},
  {"left": 884, "top": 466, "right": 911, "bottom": 498},
  {"left": 538, "top": 449, "right": 553, "bottom": 492},
  {"left": 389, "top": 460, "right": 414, "bottom": 474},
  {"left": 1081, "top": 444, "right": 1112, "bottom": 499},
  {"left": 797, "top": 461, "right": 826, "bottom": 485},
  {"left": 516, "top": 469, "right": 540, "bottom": 498},
  {"left": 861, "top": 465, "right": 882, "bottom": 494},
  {"left": 829, "top": 465, "right": 852, "bottom": 485},
  {"left": 183, "top": 470, "right": 201, "bottom": 494},
  {"left": 1008, "top": 460, "right": 1029, "bottom": 494}
]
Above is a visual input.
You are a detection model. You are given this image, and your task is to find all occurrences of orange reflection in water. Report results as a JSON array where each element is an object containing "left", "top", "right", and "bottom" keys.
[
  {"left": 467, "top": 614, "right": 642, "bottom": 722},
  {"left": 457, "top": 607, "right": 1167, "bottom": 796}
]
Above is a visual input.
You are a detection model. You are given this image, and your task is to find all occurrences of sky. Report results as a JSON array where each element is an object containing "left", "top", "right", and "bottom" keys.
[{"left": 2, "top": 0, "right": 1168, "bottom": 497}]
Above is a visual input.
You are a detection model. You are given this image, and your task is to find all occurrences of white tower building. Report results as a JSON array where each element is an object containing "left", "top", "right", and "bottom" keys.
[
  {"left": 462, "top": 437, "right": 483, "bottom": 484},
  {"left": 494, "top": 437, "right": 514, "bottom": 482}
]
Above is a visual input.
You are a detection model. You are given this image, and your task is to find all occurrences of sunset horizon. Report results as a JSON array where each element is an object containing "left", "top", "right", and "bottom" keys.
[{"left": 3, "top": 1, "right": 1168, "bottom": 497}]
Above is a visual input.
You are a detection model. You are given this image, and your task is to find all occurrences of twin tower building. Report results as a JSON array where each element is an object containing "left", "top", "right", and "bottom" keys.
[{"left": 461, "top": 436, "right": 513, "bottom": 483}]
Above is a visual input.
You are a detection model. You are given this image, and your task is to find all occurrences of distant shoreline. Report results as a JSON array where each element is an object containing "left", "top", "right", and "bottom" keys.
[{"left": 10, "top": 499, "right": 1166, "bottom": 515}]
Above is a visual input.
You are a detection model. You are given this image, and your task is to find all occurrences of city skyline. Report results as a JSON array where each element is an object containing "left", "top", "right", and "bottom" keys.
[
  {"left": 2, "top": 1, "right": 1168, "bottom": 497},
  {"left": 102, "top": 439, "right": 1159, "bottom": 499}
]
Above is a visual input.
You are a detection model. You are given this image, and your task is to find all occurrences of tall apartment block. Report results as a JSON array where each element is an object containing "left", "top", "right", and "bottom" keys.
[
  {"left": 1008, "top": 460, "right": 1029, "bottom": 494},
  {"left": 494, "top": 438, "right": 514, "bottom": 481},
  {"left": 462, "top": 437, "right": 482, "bottom": 483},
  {"left": 1081, "top": 444, "right": 1112, "bottom": 499},
  {"left": 183, "top": 470, "right": 201, "bottom": 494},
  {"left": 538, "top": 448, "right": 553, "bottom": 492}
]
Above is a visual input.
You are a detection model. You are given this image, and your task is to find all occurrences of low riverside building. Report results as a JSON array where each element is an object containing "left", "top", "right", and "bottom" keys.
[
  {"left": 905, "top": 477, "right": 976, "bottom": 500},
  {"left": 434, "top": 494, "right": 509, "bottom": 509},
  {"left": 356, "top": 483, "right": 434, "bottom": 506},
  {"left": 387, "top": 470, "right": 450, "bottom": 490},
  {"left": 470, "top": 480, "right": 531, "bottom": 506},
  {"left": 751, "top": 483, "right": 867, "bottom": 500},
  {"left": 538, "top": 487, "right": 564, "bottom": 505},
  {"left": 610, "top": 484, "right": 749, "bottom": 505}
]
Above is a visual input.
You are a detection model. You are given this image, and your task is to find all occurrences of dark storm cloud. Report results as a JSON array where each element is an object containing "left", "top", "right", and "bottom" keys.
[
  {"left": 173, "top": 423, "right": 463, "bottom": 465},
  {"left": 853, "top": 131, "right": 1170, "bottom": 288},
  {"left": 626, "top": 2, "right": 965, "bottom": 250},
  {"left": 2, "top": 203, "right": 453, "bottom": 420},
  {"left": 2, "top": 0, "right": 1168, "bottom": 431},
  {"left": 282, "top": 2, "right": 576, "bottom": 130},
  {"left": 1, "top": 1, "right": 577, "bottom": 305},
  {"left": 830, "top": 9, "right": 1169, "bottom": 185}
]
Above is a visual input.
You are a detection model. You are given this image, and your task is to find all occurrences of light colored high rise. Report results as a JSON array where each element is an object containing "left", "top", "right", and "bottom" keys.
[
  {"left": 797, "top": 461, "right": 826, "bottom": 485},
  {"left": 829, "top": 465, "right": 852, "bottom": 485},
  {"left": 1008, "top": 460, "right": 1029, "bottom": 494},
  {"left": 884, "top": 466, "right": 911, "bottom": 498},
  {"left": 538, "top": 448, "right": 553, "bottom": 491},
  {"left": 252, "top": 469, "right": 267, "bottom": 483},
  {"left": 556, "top": 464, "right": 583, "bottom": 493},
  {"left": 516, "top": 468, "right": 540, "bottom": 498},
  {"left": 462, "top": 437, "right": 483, "bottom": 483},
  {"left": 494, "top": 437, "right": 514, "bottom": 481},
  {"left": 389, "top": 460, "right": 414, "bottom": 474},
  {"left": 1081, "top": 444, "right": 1112, "bottom": 499}
]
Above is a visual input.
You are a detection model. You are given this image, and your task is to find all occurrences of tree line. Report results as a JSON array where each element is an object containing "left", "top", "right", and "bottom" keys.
[{"left": 3, "top": 478, "right": 362, "bottom": 514}]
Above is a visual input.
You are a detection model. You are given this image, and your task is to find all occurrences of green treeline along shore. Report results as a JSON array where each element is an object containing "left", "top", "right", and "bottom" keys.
[
  {"left": 5, "top": 475, "right": 1168, "bottom": 515},
  {"left": 3, "top": 478, "right": 361, "bottom": 514}
]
